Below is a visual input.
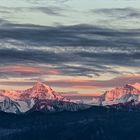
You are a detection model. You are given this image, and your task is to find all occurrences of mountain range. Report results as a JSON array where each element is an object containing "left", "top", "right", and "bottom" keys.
[
  {"left": 0, "top": 81, "right": 89, "bottom": 114},
  {"left": 0, "top": 81, "right": 140, "bottom": 114}
]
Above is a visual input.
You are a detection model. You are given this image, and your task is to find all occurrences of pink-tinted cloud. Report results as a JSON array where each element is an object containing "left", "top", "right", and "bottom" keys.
[
  {"left": 47, "top": 75, "right": 140, "bottom": 88},
  {"left": 0, "top": 66, "right": 41, "bottom": 74},
  {"left": 0, "top": 65, "right": 61, "bottom": 76},
  {"left": 0, "top": 75, "right": 140, "bottom": 96}
]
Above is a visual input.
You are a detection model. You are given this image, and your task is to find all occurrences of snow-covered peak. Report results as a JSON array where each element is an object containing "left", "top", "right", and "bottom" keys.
[
  {"left": 33, "top": 81, "right": 51, "bottom": 90},
  {"left": 91, "top": 83, "right": 140, "bottom": 106},
  {"left": 24, "top": 81, "right": 64, "bottom": 100},
  {"left": 130, "top": 83, "right": 140, "bottom": 90},
  {"left": 31, "top": 81, "right": 52, "bottom": 94},
  {"left": 104, "top": 84, "right": 140, "bottom": 102},
  {"left": 101, "top": 83, "right": 140, "bottom": 105}
]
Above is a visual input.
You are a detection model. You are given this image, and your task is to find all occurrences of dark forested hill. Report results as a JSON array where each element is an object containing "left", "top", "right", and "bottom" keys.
[{"left": 0, "top": 106, "right": 140, "bottom": 140}]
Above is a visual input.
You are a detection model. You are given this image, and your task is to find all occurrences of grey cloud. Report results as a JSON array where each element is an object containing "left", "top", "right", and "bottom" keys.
[
  {"left": 0, "top": 23, "right": 139, "bottom": 77},
  {"left": 0, "top": 23, "right": 139, "bottom": 47},
  {"left": 0, "top": 49, "right": 106, "bottom": 77},
  {"left": 92, "top": 7, "right": 140, "bottom": 19},
  {"left": 27, "top": 0, "right": 70, "bottom": 3},
  {"left": 0, "top": 6, "right": 65, "bottom": 16},
  {"left": 35, "top": 7, "right": 64, "bottom": 16},
  {"left": 75, "top": 51, "right": 140, "bottom": 67},
  {"left": 0, "top": 19, "right": 10, "bottom": 25}
]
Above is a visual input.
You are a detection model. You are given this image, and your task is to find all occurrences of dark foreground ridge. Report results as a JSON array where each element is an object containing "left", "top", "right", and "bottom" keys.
[{"left": 1, "top": 106, "right": 140, "bottom": 140}]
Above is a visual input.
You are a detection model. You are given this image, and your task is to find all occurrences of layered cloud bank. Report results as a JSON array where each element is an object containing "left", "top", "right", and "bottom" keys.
[{"left": 0, "top": 0, "right": 139, "bottom": 95}]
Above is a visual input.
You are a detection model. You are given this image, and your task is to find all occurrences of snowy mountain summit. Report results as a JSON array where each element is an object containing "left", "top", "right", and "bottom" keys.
[
  {"left": 92, "top": 83, "right": 140, "bottom": 106},
  {"left": 23, "top": 81, "right": 64, "bottom": 100},
  {"left": 0, "top": 81, "right": 88, "bottom": 114}
]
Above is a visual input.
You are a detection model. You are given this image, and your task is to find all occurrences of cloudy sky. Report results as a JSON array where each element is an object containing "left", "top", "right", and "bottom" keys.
[{"left": 0, "top": 0, "right": 140, "bottom": 96}]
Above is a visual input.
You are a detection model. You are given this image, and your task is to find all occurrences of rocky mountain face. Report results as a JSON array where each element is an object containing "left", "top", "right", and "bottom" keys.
[
  {"left": 0, "top": 82, "right": 89, "bottom": 114},
  {"left": 0, "top": 95, "right": 20, "bottom": 113},
  {"left": 28, "top": 99, "right": 89, "bottom": 113},
  {"left": 22, "top": 81, "right": 64, "bottom": 100},
  {"left": 92, "top": 83, "right": 140, "bottom": 106}
]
